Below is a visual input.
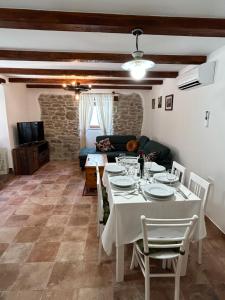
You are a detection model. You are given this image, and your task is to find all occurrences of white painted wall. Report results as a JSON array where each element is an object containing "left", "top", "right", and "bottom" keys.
[
  {"left": 142, "top": 45, "right": 225, "bottom": 233},
  {"left": 3, "top": 83, "right": 30, "bottom": 167},
  {"left": 0, "top": 85, "right": 11, "bottom": 169}
]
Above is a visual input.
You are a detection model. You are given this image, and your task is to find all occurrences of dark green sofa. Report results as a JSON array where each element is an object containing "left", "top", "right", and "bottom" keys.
[{"left": 79, "top": 135, "right": 172, "bottom": 169}]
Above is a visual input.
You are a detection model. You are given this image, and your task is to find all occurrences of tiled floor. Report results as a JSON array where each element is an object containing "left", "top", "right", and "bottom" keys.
[{"left": 0, "top": 161, "right": 224, "bottom": 299}]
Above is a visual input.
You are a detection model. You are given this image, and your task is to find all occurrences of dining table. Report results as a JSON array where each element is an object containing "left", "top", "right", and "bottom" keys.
[{"left": 101, "top": 163, "right": 206, "bottom": 282}]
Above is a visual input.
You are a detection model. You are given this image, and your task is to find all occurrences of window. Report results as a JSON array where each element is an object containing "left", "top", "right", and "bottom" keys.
[{"left": 89, "top": 104, "right": 100, "bottom": 128}]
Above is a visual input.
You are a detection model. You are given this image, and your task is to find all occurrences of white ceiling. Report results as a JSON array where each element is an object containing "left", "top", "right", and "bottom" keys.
[
  {"left": 0, "top": 0, "right": 225, "bottom": 18},
  {"left": 1, "top": 29, "right": 225, "bottom": 55},
  {"left": 0, "top": 1, "right": 225, "bottom": 79}
]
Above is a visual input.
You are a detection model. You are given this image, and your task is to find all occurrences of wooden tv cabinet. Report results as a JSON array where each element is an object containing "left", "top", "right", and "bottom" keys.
[{"left": 12, "top": 141, "right": 49, "bottom": 175}]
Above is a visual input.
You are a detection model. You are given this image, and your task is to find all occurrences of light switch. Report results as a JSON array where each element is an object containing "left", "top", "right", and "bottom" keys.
[{"left": 204, "top": 110, "right": 210, "bottom": 127}]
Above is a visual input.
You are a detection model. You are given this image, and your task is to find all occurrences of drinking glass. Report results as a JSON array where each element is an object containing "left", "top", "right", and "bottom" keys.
[
  {"left": 166, "top": 169, "right": 174, "bottom": 185},
  {"left": 117, "top": 154, "right": 125, "bottom": 166}
]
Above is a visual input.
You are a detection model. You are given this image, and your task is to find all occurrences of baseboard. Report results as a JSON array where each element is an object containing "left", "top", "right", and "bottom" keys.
[{"left": 205, "top": 214, "right": 225, "bottom": 236}]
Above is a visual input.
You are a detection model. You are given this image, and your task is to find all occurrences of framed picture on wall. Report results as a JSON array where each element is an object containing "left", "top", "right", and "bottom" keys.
[
  {"left": 165, "top": 94, "right": 174, "bottom": 111},
  {"left": 152, "top": 99, "right": 155, "bottom": 109},
  {"left": 158, "top": 96, "right": 162, "bottom": 108}
]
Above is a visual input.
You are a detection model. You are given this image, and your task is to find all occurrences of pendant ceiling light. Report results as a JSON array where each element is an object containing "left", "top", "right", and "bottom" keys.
[
  {"left": 62, "top": 81, "right": 92, "bottom": 100},
  {"left": 122, "top": 29, "right": 155, "bottom": 81}
]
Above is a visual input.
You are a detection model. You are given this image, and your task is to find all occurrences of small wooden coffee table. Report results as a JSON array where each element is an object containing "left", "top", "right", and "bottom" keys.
[{"left": 84, "top": 154, "right": 108, "bottom": 192}]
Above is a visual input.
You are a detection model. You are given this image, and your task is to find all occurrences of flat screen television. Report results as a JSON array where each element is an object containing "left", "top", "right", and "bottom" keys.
[{"left": 17, "top": 121, "right": 45, "bottom": 145}]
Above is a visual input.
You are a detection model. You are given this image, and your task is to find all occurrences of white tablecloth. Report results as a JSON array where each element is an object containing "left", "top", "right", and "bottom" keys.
[{"left": 102, "top": 163, "right": 206, "bottom": 255}]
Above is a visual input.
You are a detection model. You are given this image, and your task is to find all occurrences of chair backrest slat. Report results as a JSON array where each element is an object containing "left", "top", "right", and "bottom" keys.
[
  {"left": 188, "top": 172, "right": 210, "bottom": 211},
  {"left": 140, "top": 215, "right": 198, "bottom": 254},
  {"left": 172, "top": 161, "right": 186, "bottom": 184}
]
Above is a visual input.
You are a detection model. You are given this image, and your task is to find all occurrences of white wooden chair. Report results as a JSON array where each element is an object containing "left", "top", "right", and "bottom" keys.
[
  {"left": 171, "top": 161, "right": 186, "bottom": 184},
  {"left": 130, "top": 215, "right": 198, "bottom": 300},
  {"left": 188, "top": 172, "right": 210, "bottom": 264},
  {"left": 96, "top": 164, "right": 109, "bottom": 265}
]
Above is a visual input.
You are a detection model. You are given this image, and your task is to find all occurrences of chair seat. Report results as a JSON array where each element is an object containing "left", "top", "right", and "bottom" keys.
[{"left": 136, "top": 239, "right": 181, "bottom": 260}]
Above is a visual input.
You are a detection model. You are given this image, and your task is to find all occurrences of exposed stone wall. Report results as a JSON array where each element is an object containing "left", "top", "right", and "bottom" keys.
[
  {"left": 113, "top": 93, "right": 143, "bottom": 136},
  {"left": 38, "top": 94, "right": 80, "bottom": 160}
]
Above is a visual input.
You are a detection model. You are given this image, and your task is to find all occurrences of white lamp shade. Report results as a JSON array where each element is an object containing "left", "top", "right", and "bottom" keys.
[
  {"left": 130, "top": 66, "right": 146, "bottom": 81},
  {"left": 122, "top": 59, "right": 155, "bottom": 80}
]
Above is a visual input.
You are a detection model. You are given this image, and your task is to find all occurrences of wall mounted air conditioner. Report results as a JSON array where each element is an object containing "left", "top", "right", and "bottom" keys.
[{"left": 177, "top": 61, "right": 216, "bottom": 90}]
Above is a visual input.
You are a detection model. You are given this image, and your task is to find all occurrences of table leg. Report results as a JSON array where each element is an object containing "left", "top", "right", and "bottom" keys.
[{"left": 116, "top": 245, "right": 124, "bottom": 282}]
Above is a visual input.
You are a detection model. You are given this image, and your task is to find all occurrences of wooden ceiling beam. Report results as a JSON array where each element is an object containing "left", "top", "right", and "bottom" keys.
[
  {"left": 0, "top": 50, "right": 206, "bottom": 65},
  {"left": 2, "top": 69, "right": 177, "bottom": 78},
  {"left": 9, "top": 78, "right": 163, "bottom": 85},
  {"left": 0, "top": 8, "right": 225, "bottom": 37},
  {"left": 26, "top": 84, "right": 152, "bottom": 90}
]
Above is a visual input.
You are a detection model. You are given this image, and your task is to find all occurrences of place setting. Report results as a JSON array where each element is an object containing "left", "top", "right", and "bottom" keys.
[
  {"left": 105, "top": 164, "right": 126, "bottom": 176},
  {"left": 110, "top": 175, "right": 139, "bottom": 198}
]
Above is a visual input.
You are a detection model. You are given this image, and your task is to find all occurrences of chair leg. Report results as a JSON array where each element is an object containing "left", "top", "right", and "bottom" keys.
[
  {"left": 174, "top": 274, "right": 180, "bottom": 300},
  {"left": 167, "top": 259, "right": 172, "bottom": 269},
  {"left": 145, "top": 256, "right": 150, "bottom": 300},
  {"left": 198, "top": 239, "right": 203, "bottom": 264},
  {"left": 130, "top": 244, "right": 136, "bottom": 270},
  {"left": 174, "top": 256, "right": 182, "bottom": 300},
  {"left": 98, "top": 225, "right": 103, "bottom": 265},
  {"left": 98, "top": 237, "right": 102, "bottom": 265}
]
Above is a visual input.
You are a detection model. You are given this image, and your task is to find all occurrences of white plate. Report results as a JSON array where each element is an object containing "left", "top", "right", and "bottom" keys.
[
  {"left": 145, "top": 162, "right": 166, "bottom": 173},
  {"left": 105, "top": 165, "right": 125, "bottom": 173},
  {"left": 154, "top": 172, "right": 179, "bottom": 184},
  {"left": 143, "top": 183, "right": 174, "bottom": 198},
  {"left": 110, "top": 176, "right": 135, "bottom": 188}
]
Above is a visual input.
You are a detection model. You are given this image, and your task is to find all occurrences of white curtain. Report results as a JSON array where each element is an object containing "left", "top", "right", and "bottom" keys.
[
  {"left": 95, "top": 94, "right": 113, "bottom": 135},
  {"left": 79, "top": 94, "right": 94, "bottom": 148}
]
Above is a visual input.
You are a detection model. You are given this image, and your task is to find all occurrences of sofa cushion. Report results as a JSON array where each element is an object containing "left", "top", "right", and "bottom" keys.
[
  {"left": 126, "top": 140, "right": 139, "bottom": 152},
  {"left": 96, "top": 135, "right": 136, "bottom": 151},
  {"left": 95, "top": 138, "right": 114, "bottom": 152},
  {"left": 138, "top": 136, "right": 150, "bottom": 151},
  {"left": 143, "top": 140, "right": 170, "bottom": 161},
  {"left": 145, "top": 151, "right": 160, "bottom": 162}
]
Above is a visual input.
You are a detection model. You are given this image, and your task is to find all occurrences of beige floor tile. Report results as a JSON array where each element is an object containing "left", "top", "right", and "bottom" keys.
[
  {"left": 62, "top": 226, "right": 88, "bottom": 242},
  {"left": 48, "top": 262, "right": 112, "bottom": 290},
  {"left": 56, "top": 241, "right": 85, "bottom": 262},
  {"left": 0, "top": 290, "right": 43, "bottom": 300},
  {"left": 0, "top": 263, "right": 20, "bottom": 290},
  {"left": 38, "top": 227, "right": 64, "bottom": 242},
  {"left": 68, "top": 216, "right": 89, "bottom": 226},
  {"left": 11, "top": 262, "right": 53, "bottom": 290},
  {"left": 14, "top": 227, "right": 42, "bottom": 243},
  {"left": 53, "top": 205, "right": 73, "bottom": 215},
  {"left": 4, "top": 215, "right": 29, "bottom": 227},
  {"left": 0, "top": 243, "right": 9, "bottom": 257},
  {"left": 41, "top": 289, "right": 77, "bottom": 300},
  {"left": 46, "top": 215, "right": 69, "bottom": 226},
  {"left": 27, "top": 242, "right": 60, "bottom": 262},
  {"left": 0, "top": 227, "right": 20, "bottom": 243},
  {"left": 0, "top": 243, "right": 33, "bottom": 263},
  {"left": 78, "top": 287, "right": 113, "bottom": 300}
]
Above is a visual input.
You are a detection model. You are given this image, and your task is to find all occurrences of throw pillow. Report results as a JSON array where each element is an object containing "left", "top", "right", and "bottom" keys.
[
  {"left": 126, "top": 140, "right": 139, "bottom": 152},
  {"left": 145, "top": 151, "right": 160, "bottom": 162},
  {"left": 95, "top": 138, "right": 114, "bottom": 152}
]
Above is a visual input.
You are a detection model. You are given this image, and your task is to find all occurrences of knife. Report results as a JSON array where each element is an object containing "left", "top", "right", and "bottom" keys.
[{"left": 177, "top": 188, "right": 188, "bottom": 199}]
